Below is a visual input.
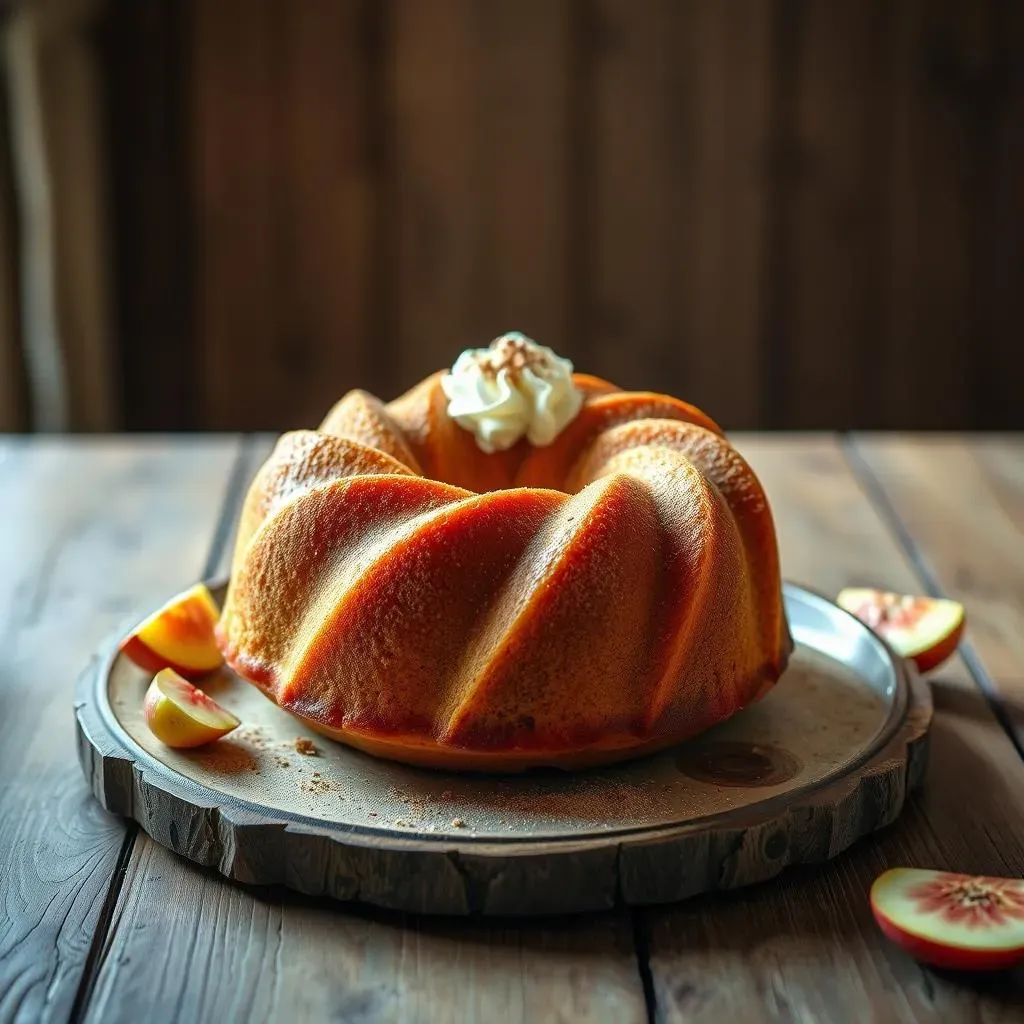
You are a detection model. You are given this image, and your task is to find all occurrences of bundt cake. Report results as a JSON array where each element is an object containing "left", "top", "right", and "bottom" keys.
[{"left": 217, "top": 333, "right": 792, "bottom": 771}]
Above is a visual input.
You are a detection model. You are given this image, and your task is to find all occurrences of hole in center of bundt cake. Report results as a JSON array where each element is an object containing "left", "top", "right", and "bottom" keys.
[{"left": 406, "top": 435, "right": 579, "bottom": 495}]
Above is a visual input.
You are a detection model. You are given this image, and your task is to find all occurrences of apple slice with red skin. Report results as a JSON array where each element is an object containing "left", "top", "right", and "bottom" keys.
[
  {"left": 120, "top": 582, "right": 223, "bottom": 678},
  {"left": 143, "top": 668, "right": 240, "bottom": 748},
  {"left": 837, "top": 589, "right": 965, "bottom": 673},
  {"left": 871, "top": 868, "right": 1024, "bottom": 971}
]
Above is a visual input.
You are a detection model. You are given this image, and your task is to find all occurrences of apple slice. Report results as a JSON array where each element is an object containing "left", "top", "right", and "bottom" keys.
[
  {"left": 871, "top": 868, "right": 1024, "bottom": 971},
  {"left": 120, "top": 583, "right": 223, "bottom": 678},
  {"left": 143, "top": 668, "right": 240, "bottom": 748},
  {"left": 836, "top": 588, "right": 965, "bottom": 672}
]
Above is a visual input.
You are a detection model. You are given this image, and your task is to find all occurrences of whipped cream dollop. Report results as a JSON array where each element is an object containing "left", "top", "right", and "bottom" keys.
[{"left": 440, "top": 333, "right": 584, "bottom": 453}]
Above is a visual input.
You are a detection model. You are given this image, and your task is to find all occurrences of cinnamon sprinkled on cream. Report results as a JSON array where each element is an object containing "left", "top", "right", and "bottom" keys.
[{"left": 441, "top": 333, "right": 583, "bottom": 453}]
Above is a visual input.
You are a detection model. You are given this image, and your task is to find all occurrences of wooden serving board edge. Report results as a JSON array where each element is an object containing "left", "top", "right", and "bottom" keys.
[{"left": 74, "top": 629, "right": 932, "bottom": 917}]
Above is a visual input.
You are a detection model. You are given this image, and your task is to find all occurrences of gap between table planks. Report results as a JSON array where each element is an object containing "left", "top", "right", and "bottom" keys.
[
  {"left": 849, "top": 434, "right": 1024, "bottom": 751},
  {"left": 0, "top": 436, "right": 245, "bottom": 1024},
  {"left": 640, "top": 436, "right": 1024, "bottom": 1024},
  {"left": 14, "top": 433, "right": 1022, "bottom": 1024}
]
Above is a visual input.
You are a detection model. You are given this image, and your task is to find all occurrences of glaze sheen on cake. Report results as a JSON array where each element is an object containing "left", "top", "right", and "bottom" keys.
[{"left": 217, "top": 335, "right": 793, "bottom": 770}]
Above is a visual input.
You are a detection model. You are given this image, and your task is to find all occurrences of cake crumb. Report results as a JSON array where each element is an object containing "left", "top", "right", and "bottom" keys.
[
  {"left": 451, "top": 818, "right": 465, "bottom": 828},
  {"left": 236, "top": 725, "right": 271, "bottom": 751},
  {"left": 300, "top": 773, "right": 340, "bottom": 795},
  {"left": 274, "top": 756, "right": 291, "bottom": 768},
  {"left": 294, "top": 737, "right": 318, "bottom": 755}
]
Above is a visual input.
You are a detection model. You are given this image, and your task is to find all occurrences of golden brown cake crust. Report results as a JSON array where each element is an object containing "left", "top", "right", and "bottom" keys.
[{"left": 217, "top": 372, "right": 793, "bottom": 772}]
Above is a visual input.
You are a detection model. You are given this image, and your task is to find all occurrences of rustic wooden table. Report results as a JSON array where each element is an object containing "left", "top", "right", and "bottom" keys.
[{"left": 2, "top": 434, "right": 1023, "bottom": 1024}]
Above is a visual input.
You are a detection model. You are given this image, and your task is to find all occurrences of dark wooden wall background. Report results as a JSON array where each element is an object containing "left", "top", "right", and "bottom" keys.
[{"left": 102, "top": 0, "right": 1024, "bottom": 433}]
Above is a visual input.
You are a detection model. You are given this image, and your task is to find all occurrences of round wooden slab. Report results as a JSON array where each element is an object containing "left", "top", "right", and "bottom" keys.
[{"left": 75, "top": 582, "right": 931, "bottom": 916}]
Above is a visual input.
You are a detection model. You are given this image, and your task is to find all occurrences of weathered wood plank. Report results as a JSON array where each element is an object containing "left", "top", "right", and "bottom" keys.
[
  {"left": 774, "top": 0, "right": 890, "bottom": 429},
  {"left": 0, "top": 437, "right": 242, "bottom": 1024},
  {"left": 645, "top": 436, "right": 1024, "bottom": 1022},
  {"left": 280, "top": 0, "right": 378, "bottom": 415},
  {"left": 772, "top": 0, "right": 986, "bottom": 430},
  {"left": 386, "top": 0, "right": 573, "bottom": 391},
  {"left": 973, "top": 0, "right": 1024, "bottom": 429},
  {"left": 586, "top": 0, "right": 771, "bottom": 425},
  {"left": 876, "top": 0, "right": 975, "bottom": 430},
  {"left": 5, "top": 2, "right": 117, "bottom": 431},
  {"left": 584, "top": 0, "right": 681, "bottom": 392},
  {"left": 86, "top": 840, "right": 645, "bottom": 1024},
  {"left": 476, "top": 1, "right": 572, "bottom": 353},
  {"left": 678, "top": 0, "right": 772, "bottom": 429},
  {"left": 192, "top": 0, "right": 279, "bottom": 431},
  {"left": 386, "top": 0, "right": 477, "bottom": 388},
  {"left": 193, "top": 1, "right": 374, "bottom": 429},
  {"left": 104, "top": 0, "right": 195, "bottom": 432},
  {"left": 852, "top": 434, "right": 1024, "bottom": 744}
]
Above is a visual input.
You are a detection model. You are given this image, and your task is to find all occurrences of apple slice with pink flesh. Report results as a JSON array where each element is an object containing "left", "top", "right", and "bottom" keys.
[
  {"left": 871, "top": 868, "right": 1024, "bottom": 971},
  {"left": 142, "top": 668, "right": 240, "bottom": 748},
  {"left": 120, "top": 582, "right": 223, "bottom": 678},
  {"left": 836, "top": 588, "right": 965, "bottom": 672}
]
